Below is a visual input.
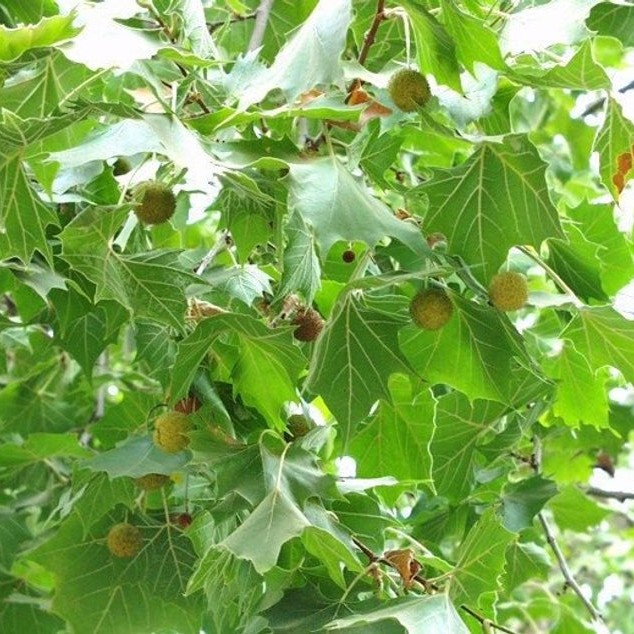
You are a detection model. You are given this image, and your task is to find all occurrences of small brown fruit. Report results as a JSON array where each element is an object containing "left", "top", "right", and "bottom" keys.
[
  {"left": 134, "top": 181, "right": 176, "bottom": 225},
  {"left": 153, "top": 411, "right": 192, "bottom": 453},
  {"left": 134, "top": 473, "right": 171, "bottom": 491},
  {"left": 106, "top": 523, "right": 142, "bottom": 558},
  {"left": 342, "top": 249, "right": 356, "bottom": 263},
  {"left": 292, "top": 307, "right": 324, "bottom": 342},
  {"left": 488, "top": 272, "right": 528, "bottom": 312},
  {"left": 410, "top": 289, "right": 453, "bottom": 331},
  {"left": 285, "top": 414, "right": 314, "bottom": 441},
  {"left": 175, "top": 394, "right": 202, "bottom": 414},
  {"left": 388, "top": 69, "right": 431, "bottom": 112}
]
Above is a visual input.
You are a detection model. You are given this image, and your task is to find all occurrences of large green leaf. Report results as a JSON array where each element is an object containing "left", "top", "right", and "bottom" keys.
[
  {"left": 350, "top": 376, "right": 435, "bottom": 483},
  {"left": 430, "top": 393, "right": 506, "bottom": 502},
  {"left": 238, "top": 0, "right": 352, "bottom": 107},
  {"left": 171, "top": 314, "right": 305, "bottom": 426},
  {"left": 326, "top": 594, "right": 469, "bottom": 633},
  {"left": 440, "top": 0, "right": 505, "bottom": 72},
  {"left": 60, "top": 207, "right": 198, "bottom": 330},
  {"left": 587, "top": 2, "right": 634, "bottom": 46},
  {"left": 0, "top": 14, "right": 78, "bottom": 62},
  {"left": 400, "top": 293, "right": 538, "bottom": 404},
  {"left": 29, "top": 511, "right": 203, "bottom": 634},
  {"left": 564, "top": 306, "right": 634, "bottom": 386},
  {"left": 414, "top": 135, "right": 562, "bottom": 282},
  {"left": 401, "top": 1, "right": 461, "bottom": 92},
  {"left": 0, "top": 433, "right": 90, "bottom": 468},
  {"left": 448, "top": 508, "right": 514, "bottom": 606},
  {"left": 305, "top": 293, "right": 414, "bottom": 444},
  {"left": 289, "top": 157, "right": 428, "bottom": 258},
  {"left": 502, "top": 542, "right": 550, "bottom": 593}
]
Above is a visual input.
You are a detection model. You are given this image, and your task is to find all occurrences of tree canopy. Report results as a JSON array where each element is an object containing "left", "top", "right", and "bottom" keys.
[{"left": 1, "top": 0, "right": 634, "bottom": 632}]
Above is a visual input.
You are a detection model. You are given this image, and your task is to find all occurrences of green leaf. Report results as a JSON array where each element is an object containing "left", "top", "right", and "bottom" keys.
[
  {"left": 400, "top": 293, "right": 539, "bottom": 404},
  {"left": 0, "top": 14, "right": 79, "bottom": 62},
  {"left": 85, "top": 436, "right": 191, "bottom": 479},
  {"left": 587, "top": 2, "right": 634, "bottom": 47},
  {"left": 593, "top": 98, "right": 634, "bottom": 199},
  {"left": 510, "top": 40, "right": 610, "bottom": 90},
  {"left": 546, "top": 485, "right": 610, "bottom": 531},
  {"left": 220, "top": 489, "right": 309, "bottom": 573},
  {"left": 440, "top": 0, "right": 506, "bottom": 72},
  {"left": 60, "top": 207, "right": 198, "bottom": 330},
  {"left": 171, "top": 314, "right": 305, "bottom": 426},
  {"left": 29, "top": 511, "right": 203, "bottom": 634},
  {"left": 567, "top": 201, "right": 634, "bottom": 296},
  {"left": 238, "top": 0, "right": 352, "bottom": 107},
  {"left": 544, "top": 342, "right": 609, "bottom": 429},
  {"left": 289, "top": 157, "right": 428, "bottom": 258},
  {"left": 414, "top": 135, "right": 562, "bottom": 282},
  {"left": 305, "top": 293, "right": 414, "bottom": 444},
  {"left": 501, "top": 477, "right": 558, "bottom": 532},
  {"left": 430, "top": 393, "right": 506, "bottom": 502},
  {"left": 401, "top": 1, "right": 461, "bottom": 92},
  {"left": 564, "top": 306, "right": 634, "bottom": 386},
  {"left": 502, "top": 542, "right": 550, "bottom": 593},
  {"left": 448, "top": 508, "right": 514, "bottom": 607},
  {"left": 277, "top": 209, "right": 321, "bottom": 305},
  {"left": 547, "top": 224, "right": 608, "bottom": 303},
  {"left": 350, "top": 376, "right": 435, "bottom": 482},
  {"left": 0, "top": 433, "right": 90, "bottom": 467},
  {"left": 326, "top": 594, "right": 469, "bottom": 633}
]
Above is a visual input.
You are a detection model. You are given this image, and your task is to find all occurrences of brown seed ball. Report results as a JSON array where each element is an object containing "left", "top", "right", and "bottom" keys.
[
  {"left": 153, "top": 411, "right": 192, "bottom": 453},
  {"left": 488, "top": 272, "right": 528, "bottom": 312},
  {"left": 388, "top": 69, "right": 431, "bottom": 112},
  {"left": 342, "top": 249, "right": 356, "bottom": 263},
  {"left": 292, "top": 308, "right": 324, "bottom": 342},
  {"left": 106, "top": 523, "right": 142, "bottom": 558},
  {"left": 410, "top": 289, "right": 453, "bottom": 331},
  {"left": 134, "top": 473, "right": 171, "bottom": 491},
  {"left": 134, "top": 181, "right": 176, "bottom": 225},
  {"left": 285, "top": 414, "right": 313, "bottom": 440}
]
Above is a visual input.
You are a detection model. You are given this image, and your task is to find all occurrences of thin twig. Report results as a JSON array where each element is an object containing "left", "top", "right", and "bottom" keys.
[
  {"left": 207, "top": 12, "right": 256, "bottom": 34},
  {"left": 248, "top": 0, "right": 276, "bottom": 52},
  {"left": 586, "top": 486, "right": 634, "bottom": 502},
  {"left": 460, "top": 605, "right": 518, "bottom": 634},
  {"left": 196, "top": 230, "right": 232, "bottom": 275},
  {"left": 538, "top": 512, "right": 603, "bottom": 622},
  {"left": 358, "top": 0, "right": 386, "bottom": 66}
]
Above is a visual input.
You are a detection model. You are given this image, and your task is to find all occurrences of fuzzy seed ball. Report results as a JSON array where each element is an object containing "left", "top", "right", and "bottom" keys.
[
  {"left": 488, "top": 272, "right": 528, "bottom": 312},
  {"left": 106, "top": 523, "right": 142, "bottom": 558},
  {"left": 286, "top": 414, "right": 313, "bottom": 440},
  {"left": 388, "top": 69, "right": 431, "bottom": 112},
  {"left": 410, "top": 289, "right": 453, "bottom": 331},
  {"left": 134, "top": 181, "right": 176, "bottom": 225},
  {"left": 292, "top": 308, "right": 324, "bottom": 342},
  {"left": 153, "top": 411, "right": 192, "bottom": 453},
  {"left": 134, "top": 473, "right": 171, "bottom": 491}
]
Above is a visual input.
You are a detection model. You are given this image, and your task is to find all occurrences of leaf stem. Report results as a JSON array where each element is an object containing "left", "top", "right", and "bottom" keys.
[
  {"left": 460, "top": 605, "right": 518, "bottom": 634},
  {"left": 516, "top": 245, "right": 583, "bottom": 307},
  {"left": 195, "top": 230, "right": 232, "bottom": 275}
]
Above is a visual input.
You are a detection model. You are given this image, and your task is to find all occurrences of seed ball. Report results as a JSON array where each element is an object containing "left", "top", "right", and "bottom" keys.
[
  {"left": 153, "top": 411, "right": 192, "bottom": 453},
  {"left": 292, "top": 308, "right": 325, "bottom": 342},
  {"left": 106, "top": 523, "right": 142, "bottom": 558},
  {"left": 488, "top": 272, "right": 528, "bottom": 312},
  {"left": 134, "top": 181, "right": 176, "bottom": 225},
  {"left": 409, "top": 288, "right": 453, "bottom": 331},
  {"left": 134, "top": 473, "right": 171, "bottom": 491},
  {"left": 388, "top": 69, "right": 431, "bottom": 112}
]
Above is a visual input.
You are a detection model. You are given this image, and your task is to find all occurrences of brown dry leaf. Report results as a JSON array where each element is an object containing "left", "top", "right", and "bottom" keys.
[
  {"left": 359, "top": 99, "right": 393, "bottom": 126},
  {"left": 297, "top": 89, "right": 324, "bottom": 106},
  {"left": 383, "top": 548, "right": 422, "bottom": 589},
  {"left": 612, "top": 146, "right": 634, "bottom": 194}
]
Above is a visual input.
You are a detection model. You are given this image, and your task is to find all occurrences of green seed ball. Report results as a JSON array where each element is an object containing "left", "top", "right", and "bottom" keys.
[
  {"left": 410, "top": 289, "right": 453, "bottom": 331},
  {"left": 134, "top": 181, "right": 176, "bottom": 225},
  {"left": 153, "top": 411, "right": 192, "bottom": 453},
  {"left": 106, "top": 523, "right": 142, "bottom": 558},
  {"left": 388, "top": 69, "right": 431, "bottom": 112},
  {"left": 134, "top": 473, "right": 171, "bottom": 491},
  {"left": 488, "top": 272, "right": 528, "bottom": 312}
]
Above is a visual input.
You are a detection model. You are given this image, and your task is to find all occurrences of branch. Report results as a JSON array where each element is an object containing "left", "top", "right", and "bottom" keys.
[
  {"left": 586, "top": 486, "right": 634, "bottom": 502},
  {"left": 460, "top": 605, "right": 518, "bottom": 634},
  {"left": 538, "top": 512, "right": 603, "bottom": 623},
  {"left": 196, "top": 230, "right": 232, "bottom": 275},
  {"left": 358, "top": 0, "right": 386, "bottom": 66},
  {"left": 248, "top": 0, "right": 276, "bottom": 52}
]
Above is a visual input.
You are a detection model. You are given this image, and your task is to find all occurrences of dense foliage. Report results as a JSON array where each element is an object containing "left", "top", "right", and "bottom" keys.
[{"left": 1, "top": 0, "right": 634, "bottom": 632}]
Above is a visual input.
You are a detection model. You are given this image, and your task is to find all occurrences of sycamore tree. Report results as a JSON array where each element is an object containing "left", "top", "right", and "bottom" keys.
[{"left": 2, "top": 0, "right": 634, "bottom": 632}]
